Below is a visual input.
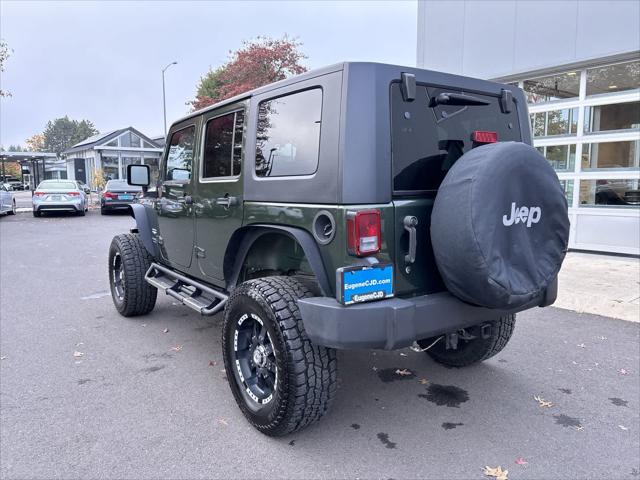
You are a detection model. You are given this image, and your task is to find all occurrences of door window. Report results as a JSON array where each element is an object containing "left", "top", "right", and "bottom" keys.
[
  {"left": 202, "top": 110, "right": 245, "bottom": 178},
  {"left": 165, "top": 126, "right": 195, "bottom": 181}
]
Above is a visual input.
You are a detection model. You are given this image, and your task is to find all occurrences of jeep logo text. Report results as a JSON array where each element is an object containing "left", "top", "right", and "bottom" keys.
[{"left": 502, "top": 202, "right": 541, "bottom": 228}]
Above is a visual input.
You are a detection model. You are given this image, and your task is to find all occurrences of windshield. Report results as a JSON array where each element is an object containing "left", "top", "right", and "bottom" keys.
[
  {"left": 391, "top": 82, "right": 522, "bottom": 193},
  {"left": 106, "top": 180, "right": 141, "bottom": 191},
  {"left": 37, "top": 181, "right": 76, "bottom": 190}
]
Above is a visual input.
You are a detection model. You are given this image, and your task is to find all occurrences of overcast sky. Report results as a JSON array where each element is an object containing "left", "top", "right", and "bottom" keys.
[{"left": 0, "top": 0, "right": 417, "bottom": 148}]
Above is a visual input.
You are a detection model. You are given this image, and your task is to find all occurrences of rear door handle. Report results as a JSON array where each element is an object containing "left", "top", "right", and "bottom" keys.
[
  {"left": 403, "top": 216, "right": 418, "bottom": 264},
  {"left": 216, "top": 195, "right": 238, "bottom": 209}
]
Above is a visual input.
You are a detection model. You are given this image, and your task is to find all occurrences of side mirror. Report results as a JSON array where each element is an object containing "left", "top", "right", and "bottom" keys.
[{"left": 127, "top": 164, "right": 150, "bottom": 187}]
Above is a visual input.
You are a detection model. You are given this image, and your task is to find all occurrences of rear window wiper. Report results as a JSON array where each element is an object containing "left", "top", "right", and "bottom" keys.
[{"left": 429, "top": 92, "right": 490, "bottom": 107}]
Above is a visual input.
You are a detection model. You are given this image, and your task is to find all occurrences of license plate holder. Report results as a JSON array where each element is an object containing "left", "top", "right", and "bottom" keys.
[
  {"left": 336, "top": 263, "right": 394, "bottom": 306},
  {"left": 119, "top": 194, "right": 133, "bottom": 200}
]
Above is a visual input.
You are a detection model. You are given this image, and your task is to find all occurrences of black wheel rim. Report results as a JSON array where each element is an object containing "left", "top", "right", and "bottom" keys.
[
  {"left": 111, "top": 252, "right": 124, "bottom": 300},
  {"left": 233, "top": 312, "right": 278, "bottom": 405}
]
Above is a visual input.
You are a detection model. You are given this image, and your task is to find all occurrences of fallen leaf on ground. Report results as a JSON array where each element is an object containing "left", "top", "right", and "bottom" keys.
[
  {"left": 395, "top": 368, "right": 412, "bottom": 376},
  {"left": 619, "top": 368, "right": 629, "bottom": 375},
  {"left": 209, "top": 360, "right": 217, "bottom": 367},
  {"left": 534, "top": 395, "right": 553, "bottom": 408},
  {"left": 400, "top": 352, "right": 407, "bottom": 356},
  {"left": 575, "top": 426, "right": 584, "bottom": 431},
  {"left": 514, "top": 457, "right": 528, "bottom": 465},
  {"left": 483, "top": 465, "right": 508, "bottom": 480},
  {"left": 163, "top": 328, "right": 169, "bottom": 333},
  {"left": 619, "top": 425, "right": 629, "bottom": 431},
  {"left": 170, "top": 345, "right": 183, "bottom": 352},
  {"left": 76, "top": 342, "right": 84, "bottom": 347},
  {"left": 577, "top": 343, "right": 585, "bottom": 348},
  {"left": 73, "top": 351, "right": 84, "bottom": 358},
  {"left": 217, "top": 418, "right": 228, "bottom": 426},
  {"left": 418, "top": 378, "right": 429, "bottom": 385},
  {"left": 0, "top": 356, "right": 6, "bottom": 360}
]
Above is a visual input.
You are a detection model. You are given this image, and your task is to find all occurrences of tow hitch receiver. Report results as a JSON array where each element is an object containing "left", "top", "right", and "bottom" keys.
[{"left": 445, "top": 323, "right": 492, "bottom": 350}]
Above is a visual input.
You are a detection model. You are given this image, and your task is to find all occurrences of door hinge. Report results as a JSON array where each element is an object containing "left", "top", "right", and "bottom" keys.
[{"left": 194, "top": 246, "right": 206, "bottom": 258}]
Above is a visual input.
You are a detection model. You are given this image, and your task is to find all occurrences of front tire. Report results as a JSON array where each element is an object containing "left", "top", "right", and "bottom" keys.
[
  {"left": 108, "top": 234, "right": 157, "bottom": 317},
  {"left": 8, "top": 200, "right": 16, "bottom": 215},
  {"left": 222, "top": 276, "right": 337, "bottom": 437},
  {"left": 418, "top": 314, "right": 516, "bottom": 367},
  {"left": 32, "top": 210, "right": 41, "bottom": 217}
]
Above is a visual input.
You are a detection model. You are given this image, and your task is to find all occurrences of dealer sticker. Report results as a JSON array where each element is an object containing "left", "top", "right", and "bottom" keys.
[{"left": 337, "top": 264, "right": 394, "bottom": 305}]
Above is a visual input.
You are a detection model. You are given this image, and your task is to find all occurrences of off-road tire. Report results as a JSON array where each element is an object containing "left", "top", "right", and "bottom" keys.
[
  {"left": 108, "top": 233, "right": 157, "bottom": 317},
  {"left": 418, "top": 314, "right": 516, "bottom": 367},
  {"left": 222, "top": 276, "right": 337, "bottom": 437},
  {"left": 8, "top": 200, "right": 16, "bottom": 215}
]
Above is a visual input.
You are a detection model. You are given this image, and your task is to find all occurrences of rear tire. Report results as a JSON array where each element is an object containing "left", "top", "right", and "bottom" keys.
[
  {"left": 108, "top": 234, "right": 157, "bottom": 317},
  {"left": 222, "top": 276, "right": 337, "bottom": 436},
  {"left": 8, "top": 200, "right": 16, "bottom": 215},
  {"left": 101, "top": 207, "right": 108, "bottom": 215},
  {"left": 418, "top": 314, "right": 516, "bottom": 367},
  {"left": 77, "top": 207, "right": 86, "bottom": 216}
]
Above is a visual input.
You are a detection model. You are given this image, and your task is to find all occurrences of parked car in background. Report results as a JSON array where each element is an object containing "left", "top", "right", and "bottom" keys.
[
  {"left": 7, "top": 179, "right": 26, "bottom": 191},
  {"left": 0, "top": 183, "right": 16, "bottom": 216},
  {"left": 100, "top": 180, "right": 142, "bottom": 215},
  {"left": 74, "top": 180, "right": 91, "bottom": 194},
  {"left": 32, "top": 180, "right": 88, "bottom": 217}
]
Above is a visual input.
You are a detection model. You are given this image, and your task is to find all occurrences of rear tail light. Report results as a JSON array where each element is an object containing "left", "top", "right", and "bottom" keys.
[
  {"left": 33, "top": 191, "right": 46, "bottom": 196},
  {"left": 66, "top": 191, "right": 80, "bottom": 196},
  {"left": 347, "top": 209, "right": 381, "bottom": 256},
  {"left": 472, "top": 130, "right": 498, "bottom": 144},
  {"left": 103, "top": 191, "right": 117, "bottom": 199}
]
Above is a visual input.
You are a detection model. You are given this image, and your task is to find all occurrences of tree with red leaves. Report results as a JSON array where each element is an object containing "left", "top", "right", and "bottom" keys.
[{"left": 190, "top": 36, "right": 307, "bottom": 111}]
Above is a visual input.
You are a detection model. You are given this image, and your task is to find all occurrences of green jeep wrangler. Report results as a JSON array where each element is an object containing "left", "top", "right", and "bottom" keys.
[{"left": 109, "top": 62, "right": 570, "bottom": 436}]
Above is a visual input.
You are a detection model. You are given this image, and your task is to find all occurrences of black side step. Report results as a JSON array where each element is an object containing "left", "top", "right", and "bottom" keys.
[{"left": 145, "top": 263, "right": 227, "bottom": 316}]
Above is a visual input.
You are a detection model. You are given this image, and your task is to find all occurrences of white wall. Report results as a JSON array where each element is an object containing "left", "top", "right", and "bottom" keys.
[{"left": 417, "top": 0, "right": 640, "bottom": 79}]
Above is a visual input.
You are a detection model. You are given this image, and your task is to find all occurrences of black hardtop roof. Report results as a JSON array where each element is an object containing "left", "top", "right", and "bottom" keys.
[{"left": 173, "top": 61, "right": 514, "bottom": 125}]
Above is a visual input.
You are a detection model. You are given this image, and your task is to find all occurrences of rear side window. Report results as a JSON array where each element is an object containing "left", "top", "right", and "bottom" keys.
[
  {"left": 202, "top": 110, "right": 245, "bottom": 179},
  {"left": 255, "top": 88, "right": 322, "bottom": 177},
  {"left": 165, "top": 126, "right": 195, "bottom": 181},
  {"left": 391, "top": 83, "right": 522, "bottom": 193}
]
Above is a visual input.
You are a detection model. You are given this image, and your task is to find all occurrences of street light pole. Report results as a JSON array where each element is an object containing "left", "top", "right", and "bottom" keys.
[{"left": 162, "top": 61, "right": 178, "bottom": 138}]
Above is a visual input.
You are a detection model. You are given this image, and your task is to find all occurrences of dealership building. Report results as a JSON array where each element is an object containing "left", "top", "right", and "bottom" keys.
[{"left": 417, "top": 0, "right": 639, "bottom": 255}]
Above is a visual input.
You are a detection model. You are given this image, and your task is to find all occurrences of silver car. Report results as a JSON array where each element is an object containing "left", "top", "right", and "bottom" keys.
[
  {"left": 32, "top": 180, "right": 88, "bottom": 217},
  {"left": 0, "top": 183, "right": 16, "bottom": 216}
]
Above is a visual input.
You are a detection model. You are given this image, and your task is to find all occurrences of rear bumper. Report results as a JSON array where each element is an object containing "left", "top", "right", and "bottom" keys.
[
  {"left": 102, "top": 201, "right": 135, "bottom": 209},
  {"left": 33, "top": 202, "right": 82, "bottom": 212},
  {"left": 298, "top": 278, "right": 557, "bottom": 350}
]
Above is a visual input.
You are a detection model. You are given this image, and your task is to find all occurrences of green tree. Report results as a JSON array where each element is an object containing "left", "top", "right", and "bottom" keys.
[
  {"left": 0, "top": 40, "right": 11, "bottom": 98},
  {"left": 43, "top": 116, "right": 98, "bottom": 155},
  {"left": 7, "top": 145, "right": 24, "bottom": 152}
]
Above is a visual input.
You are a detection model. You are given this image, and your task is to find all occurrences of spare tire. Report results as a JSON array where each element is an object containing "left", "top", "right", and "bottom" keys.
[{"left": 431, "top": 141, "right": 569, "bottom": 310}]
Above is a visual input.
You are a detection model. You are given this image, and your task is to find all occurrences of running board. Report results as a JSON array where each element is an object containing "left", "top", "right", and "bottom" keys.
[{"left": 145, "top": 263, "right": 227, "bottom": 316}]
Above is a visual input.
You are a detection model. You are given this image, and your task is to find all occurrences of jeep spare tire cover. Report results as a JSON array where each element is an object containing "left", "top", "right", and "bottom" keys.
[{"left": 431, "top": 141, "right": 569, "bottom": 310}]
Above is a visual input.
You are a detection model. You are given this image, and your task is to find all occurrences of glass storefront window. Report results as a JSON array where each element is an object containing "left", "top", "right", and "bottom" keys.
[
  {"left": 579, "top": 178, "right": 640, "bottom": 207},
  {"left": 102, "top": 156, "right": 119, "bottom": 180},
  {"left": 122, "top": 156, "right": 141, "bottom": 180},
  {"left": 582, "top": 141, "right": 640, "bottom": 170},
  {"left": 523, "top": 71, "right": 580, "bottom": 104},
  {"left": 586, "top": 61, "right": 640, "bottom": 96},
  {"left": 530, "top": 108, "right": 578, "bottom": 137},
  {"left": 559, "top": 179, "right": 574, "bottom": 205},
  {"left": 584, "top": 101, "right": 640, "bottom": 133},
  {"left": 537, "top": 144, "right": 576, "bottom": 171}
]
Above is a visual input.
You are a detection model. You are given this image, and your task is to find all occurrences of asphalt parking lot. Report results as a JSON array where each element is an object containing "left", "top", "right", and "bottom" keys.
[{"left": 1, "top": 211, "right": 639, "bottom": 480}]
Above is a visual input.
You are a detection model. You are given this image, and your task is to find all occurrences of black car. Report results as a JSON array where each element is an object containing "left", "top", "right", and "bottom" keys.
[{"left": 100, "top": 180, "right": 142, "bottom": 214}]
